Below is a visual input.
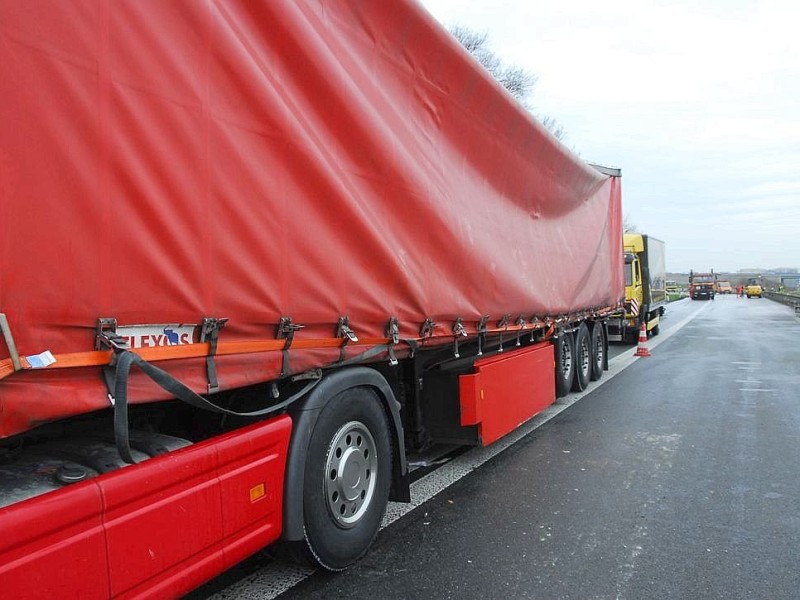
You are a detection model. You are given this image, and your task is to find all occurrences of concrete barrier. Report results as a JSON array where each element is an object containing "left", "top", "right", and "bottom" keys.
[{"left": 764, "top": 291, "right": 800, "bottom": 315}]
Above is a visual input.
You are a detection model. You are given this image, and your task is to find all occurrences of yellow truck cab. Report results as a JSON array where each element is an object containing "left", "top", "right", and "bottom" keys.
[{"left": 608, "top": 233, "right": 667, "bottom": 343}]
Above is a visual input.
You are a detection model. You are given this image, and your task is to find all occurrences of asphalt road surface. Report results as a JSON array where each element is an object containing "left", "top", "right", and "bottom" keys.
[{"left": 197, "top": 295, "right": 800, "bottom": 599}]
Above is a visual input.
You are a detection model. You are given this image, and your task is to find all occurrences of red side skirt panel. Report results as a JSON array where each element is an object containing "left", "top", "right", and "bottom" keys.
[{"left": 460, "top": 343, "right": 556, "bottom": 445}]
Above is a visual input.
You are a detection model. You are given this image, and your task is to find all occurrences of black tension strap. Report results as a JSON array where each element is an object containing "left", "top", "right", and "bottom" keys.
[
  {"left": 277, "top": 316, "right": 304, "bottom": 378},
  {"left": 333, "top": 342, "right": 393, "bottom": 367},
  {"left": 109, "top": 348, "right": 319, "bottom": 464},
  {"left": 200, "top": 317, "right": 228, "bottom": 394}
]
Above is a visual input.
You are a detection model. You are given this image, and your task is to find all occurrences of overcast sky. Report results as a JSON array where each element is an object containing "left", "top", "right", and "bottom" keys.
[{"left": 420, "top": 0, "right": 799, "bottom": 273}]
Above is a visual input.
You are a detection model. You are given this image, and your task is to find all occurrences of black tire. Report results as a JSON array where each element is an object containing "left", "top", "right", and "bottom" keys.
[
  {"left": 300, "top": 387, "right": 392, "bottom": 571},
  {"left": 589, "top": 322, "right": 605, "bottom": 382},
  {"left": 554, "top": 333, "right": 575, "bottom": 398},
  {"left": 571, "top": 324, "right": 591, "bottom": 392},
  {"left": 651, "top": 323, "right": 660, "bottom": 336}
]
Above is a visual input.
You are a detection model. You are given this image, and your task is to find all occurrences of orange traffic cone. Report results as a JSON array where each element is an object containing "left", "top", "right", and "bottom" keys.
[{"left": 634, "top": 323, "right": 651, "bottom": 357}]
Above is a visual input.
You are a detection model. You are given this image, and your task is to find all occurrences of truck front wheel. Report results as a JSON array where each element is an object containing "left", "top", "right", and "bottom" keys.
[{"left": 300, "top": 387, "right": 392, "bottom": 571}]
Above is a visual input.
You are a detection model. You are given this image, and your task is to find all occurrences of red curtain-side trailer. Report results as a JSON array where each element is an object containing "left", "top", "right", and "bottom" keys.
[{"left": 0, "top": 1, "right": 623, "bottom": 596}]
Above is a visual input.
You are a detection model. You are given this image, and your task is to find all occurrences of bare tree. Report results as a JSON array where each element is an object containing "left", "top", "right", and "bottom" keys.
[
  {"left": 449, "top": 25, "right": 566, "bottom": 142},
  {"left": 623, "top": 214, "right": 638, "bottom": 233},
  {"left": 539, "top": 116, "right": 565, "bottom": 142},
  {"left": 449, "top": 25, "right": 535, "bottom": 104},
  {"left": 450, "top": 25, "right": 489, "bottom": 55}
]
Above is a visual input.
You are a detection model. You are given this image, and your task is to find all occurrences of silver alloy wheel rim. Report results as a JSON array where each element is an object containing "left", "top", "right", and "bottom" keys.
[{"left": 324, "top": 420, "right": 378, "bottom": 528}]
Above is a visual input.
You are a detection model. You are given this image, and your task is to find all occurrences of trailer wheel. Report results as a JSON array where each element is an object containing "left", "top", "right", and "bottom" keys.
[
  {"left": 589, "top": 323, "right": 605, "bottom": 382},
  {"left": 300, "top": 387, "right": 392, "bottom": 571},
  {"left": 572, "top": 324, "right": 591, "bottom": 392},
  {"left": 554, "top": 333, "right": 575, "bottom": 398}
]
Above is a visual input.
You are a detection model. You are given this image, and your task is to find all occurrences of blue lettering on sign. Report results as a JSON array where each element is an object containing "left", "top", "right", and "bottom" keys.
[{"left": 163, "top": 328, "right": 180, "bottom": 345}]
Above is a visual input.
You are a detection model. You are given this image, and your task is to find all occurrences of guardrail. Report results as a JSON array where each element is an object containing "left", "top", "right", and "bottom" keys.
[{"left": 764, "top": 291, "right": 800, "bottom": 315}]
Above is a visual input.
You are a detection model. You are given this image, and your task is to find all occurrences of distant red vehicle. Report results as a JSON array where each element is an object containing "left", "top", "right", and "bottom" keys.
[{"left": 689, "top": 271, "right": 716, "bottom": 300}]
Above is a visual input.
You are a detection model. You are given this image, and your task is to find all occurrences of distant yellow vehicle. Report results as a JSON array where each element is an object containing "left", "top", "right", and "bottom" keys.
[
  {"left": 716, "top": 281, "right": 733, "bottom": 294},
  {"left": 745, "top": 284, "right": 763, "bottom": 298}
]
